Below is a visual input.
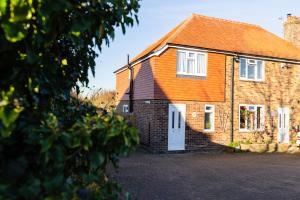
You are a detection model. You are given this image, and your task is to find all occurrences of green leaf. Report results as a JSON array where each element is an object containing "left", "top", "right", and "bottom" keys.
[
  {"left": 40, "top": 138, "right": 53, "bottom": 153},
  {"left": 10, "top": 0, "right": 32, "bottom": 22},
  {"left": 19, "top": 178, "right": 41, "bottom": 199},
  {"left": 61, "top": 59, "right": 67, "bottom": 66},
  {"left": 1, "top": 21, "right": 27, "bottom": 42},
  {"left": 90, "top": 152, "right": 105, "bottom": 170},
  {"left": 44, "top": 175, "right": 63, "bottom": 192},
  {"left": 0, "top": 0, "right": 7, "bottom": 16}
]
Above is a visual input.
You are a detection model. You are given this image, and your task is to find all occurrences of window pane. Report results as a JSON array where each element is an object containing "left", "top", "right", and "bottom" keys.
[
  {"left": 189, "top": 52, "right": 195, "bottom": 58},
  {"left": 257, "top": 107, "right": 261, "bottom": 129},
  {"left": 248, "top": 110, "right": 255, "bottom": 130},
  {"left": 240, "top": 106, "right": 246, "bottom": 129},
  {"left": 257, "top": 61, "right": 263, "bottom": 79},
  {"left": 247, "top": 64, "right": 255, "bottom": 79},
  {"left": 248, "top": 105, "right": 255, "bottom": 111},
  {"left": 204, "top": 113, "right": 211, "bottom": 129},
  {"left": 205, "top": 106, "right": 212, "bottom": 111},
  {"left": 187, "top": 59, "right": 195, "bottom": 74},
  {"left": 240, "top": 59, "right": 246, "bottom": 78},
  {"left": 177, "top": 51, "right": 186, "bottom": 73},
  {"left": 197, "top": 54, "right": 206, "bottom": 75}
]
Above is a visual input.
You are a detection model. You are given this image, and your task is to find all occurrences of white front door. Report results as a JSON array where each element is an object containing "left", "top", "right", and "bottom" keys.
[
  {"left": 278, "top": 107, "right": 289, "bottom": 143},
  {"left": 168, "top": 104, "right": 186, "bottom": 151}
]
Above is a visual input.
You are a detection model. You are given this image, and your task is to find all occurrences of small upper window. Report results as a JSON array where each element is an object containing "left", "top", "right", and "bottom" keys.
[
  {"left": 204, "top": 105, "right": 215, "bottom": 131},
  {"left": 123, "top": 105, "right": 129, "bottom": 113},
  {"left": 177, "top": 50, "right": 207, "bottom": 76},
  {"left": 240, "top": 58, "right": 264, "bottom": 81}
]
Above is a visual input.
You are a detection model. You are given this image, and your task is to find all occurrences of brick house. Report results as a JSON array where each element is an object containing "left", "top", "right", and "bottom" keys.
[{"left": 114, "top": 14, "right": 300, "bottom": 153}]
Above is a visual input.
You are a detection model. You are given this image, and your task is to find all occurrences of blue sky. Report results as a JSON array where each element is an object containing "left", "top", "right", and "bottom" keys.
[{"left": 87, "top": 0, "right": 300, "bottom": 91}]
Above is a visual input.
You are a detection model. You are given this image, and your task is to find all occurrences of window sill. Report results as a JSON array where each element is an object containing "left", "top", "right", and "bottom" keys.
[
  {"left": 239, "top": 129, "right": 265, "bottom": 133},
  {"left": 203, "top": 129, "right": 215, "bottom": 133},
  {"left": 239, "top": 78, "right": 265, "bottom": 83},
  {"left": 176, "top": 74, "right": 206, "bottom": 79}
]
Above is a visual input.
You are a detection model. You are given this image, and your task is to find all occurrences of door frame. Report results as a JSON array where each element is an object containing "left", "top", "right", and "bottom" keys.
[
  {"left": 277, "top": 107, "right": 289, "bottom": 144},
  {"left": 168, "top": 104, "right": 186, "bottom": 151}
]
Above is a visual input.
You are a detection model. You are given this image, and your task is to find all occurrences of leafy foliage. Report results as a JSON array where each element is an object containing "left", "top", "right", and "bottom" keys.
[{"left": 0, "top": 0, "right": 140, "bottom": 199}]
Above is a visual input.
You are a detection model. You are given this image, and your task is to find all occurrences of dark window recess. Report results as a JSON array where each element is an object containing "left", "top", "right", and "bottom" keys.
[
  {"left": 178, "top": 112, "right": 181, "bottom": 128},
  {"left": 172, "top": 111, "right": 175, "bottom": 129}
]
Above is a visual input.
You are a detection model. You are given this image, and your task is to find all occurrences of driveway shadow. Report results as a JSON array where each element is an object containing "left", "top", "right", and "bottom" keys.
[{"left": 112, "top": 150, "right": 300, "bottom": 200}]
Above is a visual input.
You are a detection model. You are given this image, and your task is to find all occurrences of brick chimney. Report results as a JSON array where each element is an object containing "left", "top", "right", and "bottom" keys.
[{"left": 284, "top": 14, "right": 300, "bottom": 48}]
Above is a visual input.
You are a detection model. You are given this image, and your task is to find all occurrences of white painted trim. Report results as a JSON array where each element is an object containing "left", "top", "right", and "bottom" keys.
[
  {"left": 168, "top": 104, "right": 186, "bottom": 151},
  {"left": 204, "top": 104, "right": 215, "bottom": 132},
  {"left": 114, "top": 43, "right": 300, "bottom": 74},
  {"left": 130, "top": 45, "right": 169, "bottom": 67},
  {"left": 115, "top": 67, "right": 129, "bottom": 74},
  {"left": 238, "top": 104, "right": 265, "bottom": 132},
  {"left": 239, "top": 58, "right": 265, "bottom": 82},
  {"left": 277, "top": 107, "right": 290, "bottom": 144},
  {"left": 114, "top": 45, "right": 169, "bottom": 74},
  {"left": 176, "top": 49, "right": 207, "bottom": 77},
  {"left": 122, "top": 104, "right": 129, "bottom": 113},
  {"left": 169, "top": 44, "right": 300, "bottom": 64}
]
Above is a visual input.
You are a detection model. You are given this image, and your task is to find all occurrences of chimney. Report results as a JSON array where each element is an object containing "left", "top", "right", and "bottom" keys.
[{"left": 284, "top": 14, "right": 300, "bottom": 48}]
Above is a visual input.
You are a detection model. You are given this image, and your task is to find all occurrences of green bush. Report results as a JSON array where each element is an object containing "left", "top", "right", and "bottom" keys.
[
  {"left": 228, "top": 141, "right": 240, "bottom": 148},
  {"left": 0, "top": 0, "right": 140, "bottom": 199}
]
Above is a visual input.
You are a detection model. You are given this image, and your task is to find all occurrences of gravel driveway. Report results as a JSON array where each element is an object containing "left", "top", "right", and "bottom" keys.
[{"left": 112, "top": 150, "right": 300, "bottom": 200}]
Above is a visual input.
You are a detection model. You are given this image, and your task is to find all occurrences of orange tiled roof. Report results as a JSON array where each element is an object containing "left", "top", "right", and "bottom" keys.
[{"left": 130, "top": 14, "right": 300, "bottom": 64}]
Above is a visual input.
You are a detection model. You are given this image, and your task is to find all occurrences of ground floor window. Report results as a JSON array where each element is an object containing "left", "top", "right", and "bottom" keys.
[
  {"left": 123, "top": 104, "right": 129, "bottom": 113},
  {"left": 239, "top": 104, "right": 264, "bottom": 131},
  {"left": 204, "top": 105, "right": 214, "bottom": 131}
]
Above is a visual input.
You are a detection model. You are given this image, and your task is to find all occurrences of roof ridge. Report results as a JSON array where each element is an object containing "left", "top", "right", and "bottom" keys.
[{"left": 192, "top": 13, "right": 261, "bottom": 28}]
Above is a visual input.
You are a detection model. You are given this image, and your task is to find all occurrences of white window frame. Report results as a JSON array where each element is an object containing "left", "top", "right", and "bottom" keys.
[
  {"left": 239, "top": 104, "right": 265, "bottom": 132},
  {"left": 176, "top": 50, "right": 207, "bottom": 76},
  {"left": 123, "top": 104, "right": 129, "bottom": 113},
  {"left": 239, "top": 58, "right": 265, "bottom": 81},
  {"left": 204, "top": 105, "right": 215, "bottom": 132}
]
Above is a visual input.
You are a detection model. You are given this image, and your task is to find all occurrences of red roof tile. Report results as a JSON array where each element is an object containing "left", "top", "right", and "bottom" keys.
[{"left": 130, "top": 14, "right": 300, "bottom": 64}]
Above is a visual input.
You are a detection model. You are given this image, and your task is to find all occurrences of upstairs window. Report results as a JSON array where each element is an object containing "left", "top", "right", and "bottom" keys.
[
  {"left": 177, "top": 50, "right": 207, "bottom": 76},
  {"left": 240, "top": 58, "right": 264, "bottom": 81},
  {"left": 239, "top": 104, "right": 264, "bottom": 131}
]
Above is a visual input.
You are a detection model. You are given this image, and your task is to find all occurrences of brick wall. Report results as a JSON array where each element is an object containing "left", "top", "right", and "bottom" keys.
[
  {"left": 115, "top": 58, "right": 155, "bottom": 102},
  {"left": 116, "top": 100, "right": 154, "bottom": 147},
  {"left": 115, "top": 68, "right": 129, "bottom": 101},
  {"left": 116, "top": 50, "right": 300, "bottom": 152},
  {"left": 225, "top": 56, "right": 300, "bottom": 144},
  {"left": 154, "top": 48, "right": 226, "bottom": 101},
  {"left": 117, "top": 100, "right": 229, "bottom": 152}
]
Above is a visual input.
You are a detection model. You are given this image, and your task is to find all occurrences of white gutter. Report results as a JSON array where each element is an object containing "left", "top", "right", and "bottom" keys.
[
  {"left": 168, "top": 44, "right": 300, "bottom": 65},
  {"left": 114, "top": 45, "right": 170, "bottom": 74},
  {"left": 114, "top": 44, "right": 300, "bottom": 74}
]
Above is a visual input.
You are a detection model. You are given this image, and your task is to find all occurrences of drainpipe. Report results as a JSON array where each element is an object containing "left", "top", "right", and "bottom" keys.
[
  {"left": 230, "top": 55, "right": 239, "bottom": 142},
  {"left": 127, "top": 54, "right": 134, "bottom": 113}
]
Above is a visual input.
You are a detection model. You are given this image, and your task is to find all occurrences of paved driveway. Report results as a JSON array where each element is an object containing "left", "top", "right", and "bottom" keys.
[{"left": 112, "top": 150, "right": 300, "bottom": 200}]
